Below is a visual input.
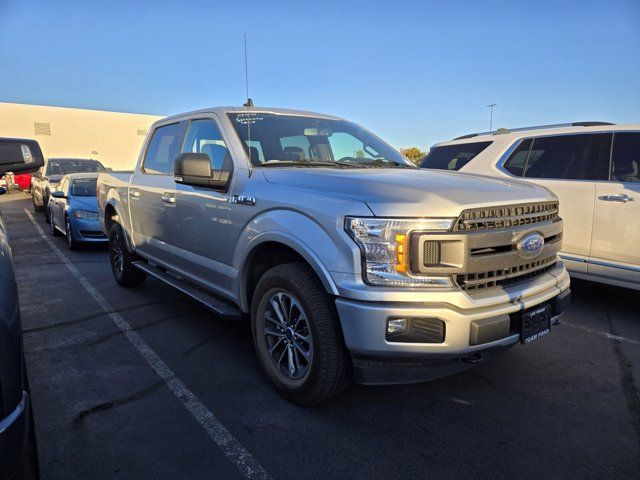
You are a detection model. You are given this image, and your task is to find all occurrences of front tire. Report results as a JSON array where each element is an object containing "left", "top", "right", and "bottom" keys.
[
  {"left": 252, "top": 262, "right": 352, "bottom": 405},
  {"left": 65, "top": 217, "right": 78, "bottom": 250},
  {"left": 108, "top": 222, "right": 146, "bottom": 287},
  {"left": 49, "top": 209, "right": 60, "bottom": 236}
]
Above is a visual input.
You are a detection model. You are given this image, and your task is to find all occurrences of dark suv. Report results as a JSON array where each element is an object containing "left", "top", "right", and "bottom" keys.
[{"left": 0, "top": 138, "right": 44, "bottom": 478}]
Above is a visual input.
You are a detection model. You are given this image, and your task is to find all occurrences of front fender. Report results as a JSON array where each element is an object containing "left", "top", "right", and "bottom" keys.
[{"left": 234, "top": 209, "right": 359, "bottom": 312}]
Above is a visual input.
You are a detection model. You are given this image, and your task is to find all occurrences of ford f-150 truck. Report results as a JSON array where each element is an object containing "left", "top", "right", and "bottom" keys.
[{"left": 97, "top": 106, "right": 571, "bottom": 404}]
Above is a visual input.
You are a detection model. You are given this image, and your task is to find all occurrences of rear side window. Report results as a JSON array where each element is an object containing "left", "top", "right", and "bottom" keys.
[
  {"left": 524, "top": 134, "right": 610, "bottom": 180},
  {"left": 503, "top": 139, "right": 532, "bottom": 176},
  {"left": 420, "top": 141, "right": 492, "bottom": 171},
  {"left": 611, "top": 133, "right": 640, "bottom": 183},
  {"left": 143, "top": 123, "right": 184, "bottom": 174}
]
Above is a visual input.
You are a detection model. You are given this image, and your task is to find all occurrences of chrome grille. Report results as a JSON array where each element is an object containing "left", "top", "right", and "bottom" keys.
[
  {"left": 456, "top": 256, "right": 557, "bottom": 292},
  {"left": 454, "top": 202, "right": 559, "bottom": 231}
]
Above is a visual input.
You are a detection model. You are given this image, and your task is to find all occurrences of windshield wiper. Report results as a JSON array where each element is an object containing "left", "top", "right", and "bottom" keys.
[
  {"left": 337, "top": 159, "right": 416, "bottom": 169},
  {"left": 260, "top": 160, "right": 359, "bottom": 168}
]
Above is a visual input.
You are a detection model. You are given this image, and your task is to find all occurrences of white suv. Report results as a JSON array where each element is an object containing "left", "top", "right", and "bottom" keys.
[{"left": 421, "top": 122, "right": 640, "bottom": 290}]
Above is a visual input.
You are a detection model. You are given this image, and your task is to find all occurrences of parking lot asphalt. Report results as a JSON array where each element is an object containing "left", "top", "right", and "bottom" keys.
[{"left": 2, "top": 192, "right": 639, "bottom": 480}]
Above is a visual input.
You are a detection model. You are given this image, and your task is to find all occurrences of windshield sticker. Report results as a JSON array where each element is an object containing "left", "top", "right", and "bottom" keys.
[{"left": 235, "top": 113, "right": 264, "bottom": 125}]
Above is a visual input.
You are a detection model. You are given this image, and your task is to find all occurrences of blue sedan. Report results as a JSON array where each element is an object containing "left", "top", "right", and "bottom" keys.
[{"left": 47, "top": 173, "right": 107, "bottom": 249}]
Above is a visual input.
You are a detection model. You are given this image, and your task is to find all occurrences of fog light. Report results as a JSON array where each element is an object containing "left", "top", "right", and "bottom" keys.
[{"left": 386, "top": 318, "right": 408, "bottom": 335}]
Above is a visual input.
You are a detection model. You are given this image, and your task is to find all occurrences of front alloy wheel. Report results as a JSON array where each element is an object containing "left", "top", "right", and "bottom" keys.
[
  {"left": 252, "top": 262, "right": 352, "bottom": 404},
  {"left": 263, "top": 292, "right": 313, "bottom": 380}
]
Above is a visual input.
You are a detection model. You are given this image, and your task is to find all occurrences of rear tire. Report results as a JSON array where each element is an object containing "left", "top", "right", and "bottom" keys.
[
  {"left": 43, "top": 195, "right": 50, "bottom": 223},
  {"left": 32, "top": 194, "right": 43, "bottom": 212},
  {"left": 108, "top": 222, "right": 146, "bottom": 287},
  {"left": 251, "top": 262, "right": 352, "bottom": 405}
]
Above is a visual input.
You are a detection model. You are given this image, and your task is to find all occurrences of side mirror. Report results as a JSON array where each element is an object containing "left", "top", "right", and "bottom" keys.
[
  {"left": 51, "top": 190, "right": 66, "bottom": 199},
  {"left": 0, "top": 138, "right": 45, "bottom": 175},
  {"left": 174, "top": 153, "right": 231, "bottom": 190}
]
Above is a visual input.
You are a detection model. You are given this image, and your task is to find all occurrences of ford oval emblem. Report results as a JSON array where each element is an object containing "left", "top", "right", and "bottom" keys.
[{"left": 518, "top": 233, "right": 545, "bottom": 258}]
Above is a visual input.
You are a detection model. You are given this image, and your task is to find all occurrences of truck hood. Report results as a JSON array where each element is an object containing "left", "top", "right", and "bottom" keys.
[{"left": 262, "top": 168, "right": 554, "bottom": 217}]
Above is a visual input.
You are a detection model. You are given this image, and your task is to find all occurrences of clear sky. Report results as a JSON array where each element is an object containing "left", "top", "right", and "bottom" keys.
[{"left": 1, "top": 0, "right": 639, "bottom": 149}]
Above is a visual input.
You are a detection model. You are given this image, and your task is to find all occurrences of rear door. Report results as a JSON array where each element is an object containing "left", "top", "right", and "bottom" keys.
[
  {"left": 590, "top": 132, "right": 640, "bottom": 286},
  {"left": 129, "top": 122, "right": 185, "bottom": 266},
  {"left": 503, "top": 133, "right": 611, "bottom": 274}
]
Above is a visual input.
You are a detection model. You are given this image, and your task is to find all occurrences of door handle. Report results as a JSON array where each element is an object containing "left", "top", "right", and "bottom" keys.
[
  {"left": 598, "top": 194, "right": 635, "bottom": 203},
  {"left": 161, "top": 192, "right": 176, "bottom": 204},
  {"left": 129, "top": 188, "right": 141, "bottom": 199}
]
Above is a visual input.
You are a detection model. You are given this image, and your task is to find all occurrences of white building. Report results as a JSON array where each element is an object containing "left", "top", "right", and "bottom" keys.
[{"left": 0, "top": 102, "right": 162, "bottom": 170}]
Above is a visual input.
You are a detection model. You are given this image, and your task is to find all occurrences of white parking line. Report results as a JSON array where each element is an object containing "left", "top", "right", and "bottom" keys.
[
  {"left": 562, "top": 320, "right": 640, "bottom": 346},
  {"left": 25, "top": 210, "right": 271, "bottom": 480}
]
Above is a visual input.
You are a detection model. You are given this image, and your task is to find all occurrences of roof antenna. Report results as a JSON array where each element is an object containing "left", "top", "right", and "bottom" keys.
[
  {"left": 242, "top": 33, "right": 254, "bottom": 176},
  {"left": 243, "top": 33, "right": 253, "bottom": 107}
]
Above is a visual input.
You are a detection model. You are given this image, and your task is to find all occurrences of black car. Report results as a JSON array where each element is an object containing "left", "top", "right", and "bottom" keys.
[{"left": 0, "top": 138, "right": 44, "bottom": 479}]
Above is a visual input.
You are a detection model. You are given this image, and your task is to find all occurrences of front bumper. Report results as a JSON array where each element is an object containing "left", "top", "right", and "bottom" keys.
[
  {"left": 0, "top": 391, "right": 29, "bottom": 475},
  {"left": 334, "top": 264, "right": 570, "bottom": 384},
  {"left": 71, "top": 217, "right": 108, "bottom": 243}
]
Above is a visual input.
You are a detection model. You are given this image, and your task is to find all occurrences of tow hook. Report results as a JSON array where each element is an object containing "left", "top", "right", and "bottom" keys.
[{"left": 460, "top": 352, "right": 484, "bottom": 365}]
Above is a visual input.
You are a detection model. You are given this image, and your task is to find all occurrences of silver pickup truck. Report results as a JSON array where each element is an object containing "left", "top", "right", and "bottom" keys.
[{"left": 97, "top": 106, "right": 571, "bottom": 404}]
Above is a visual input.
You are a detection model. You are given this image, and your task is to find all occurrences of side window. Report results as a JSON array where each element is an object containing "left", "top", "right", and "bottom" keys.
[
  {"left": 524, "top": 134, "right": 605, "bottom": 180},
  {"left": 59, "top": 178, "right": 68, "bottom": 195},
  {"left": 143, "top": 123, "right": 183, "bottom": 174},
  {"left": 420, "top": 141, "right": 493, "bottom": 171},
  {"left": 611, "top": 133, "right": 640, "bottom": 183},
  {"left": 593, "top": 134, "right": 613, "bottom": 181},
  {"left": 503, "top": 139, "right": 531, "bottom": 177},
  {"left": 181, "top": 119, "right": 231, "bottom": 171}
]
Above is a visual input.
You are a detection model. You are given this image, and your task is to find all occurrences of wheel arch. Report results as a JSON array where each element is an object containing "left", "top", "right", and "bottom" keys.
[{"left": 240, "top": 236, "right": 340, "bottom": 313}]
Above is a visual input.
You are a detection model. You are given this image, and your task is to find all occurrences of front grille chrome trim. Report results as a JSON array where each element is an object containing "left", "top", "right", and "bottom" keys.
[{"left": 454, "top": 202, "right": 559, "bottom": 231}]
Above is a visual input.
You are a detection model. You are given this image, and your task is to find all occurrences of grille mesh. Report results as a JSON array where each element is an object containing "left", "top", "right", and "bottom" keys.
[
  {"left": 456, "top": 256, "right": 557, "bottom": 292},
  {"left": 455, "top": 202, "right": 558, "bottom": 231},
  {"left": 423, "top": 241, "right": 441, "bottom": 266}
]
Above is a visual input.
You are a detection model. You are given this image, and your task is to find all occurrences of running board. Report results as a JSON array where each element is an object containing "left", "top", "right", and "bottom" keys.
[{"left": 132, "top": 261, "right": 242, "bottom": 318}]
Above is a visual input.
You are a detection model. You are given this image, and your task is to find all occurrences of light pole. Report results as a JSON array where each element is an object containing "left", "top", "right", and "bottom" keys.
[{"left": 487, "top": 104, "right": 497, "bottom": 132}]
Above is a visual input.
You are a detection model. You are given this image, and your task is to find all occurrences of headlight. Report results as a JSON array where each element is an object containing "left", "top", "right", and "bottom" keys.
[
  {"left": 345, "top": 217, "right": 455, "bottom": 287},
  {"left": 74, "top": 210, "right": 99, "bottom": 220}
]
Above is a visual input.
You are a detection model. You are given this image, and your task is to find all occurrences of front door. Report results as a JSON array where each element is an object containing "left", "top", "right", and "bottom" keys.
[
  {"left": 129, "top": 122, "right": 184, "bottom": 267},
  {"left": 172, "top": 117, "right": 233, "bottom": 296},
  {"left": 590, "top": 132, "right": 640, "bottom": 286}
]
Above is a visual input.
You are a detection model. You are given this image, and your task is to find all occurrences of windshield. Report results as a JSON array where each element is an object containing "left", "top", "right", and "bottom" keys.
[
  {"left": 46, "top": 159, "right": 105, "bottom": 176},
  {"left": 71, "top": 177, "right": 98, "bottom": 196},
  {"left": 228, "top": 113, "right": 413, "bottom": 168},
  {"left": 420, "top": 141, "right": 492, "bottom": 171}
]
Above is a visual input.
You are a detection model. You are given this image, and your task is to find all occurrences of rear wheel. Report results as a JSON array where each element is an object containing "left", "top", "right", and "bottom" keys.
[
  {"left": 252, "top": 262, "right": 352, "bottom": 405},
  {"left": 43, "top": 194, "right": 50, "bottom": 223},
  {"left": 108, "top": 222, "right": 146, "bottom": 287},
  {"left": 32, "top": 193, "right": 43, "bottom": 212}
]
